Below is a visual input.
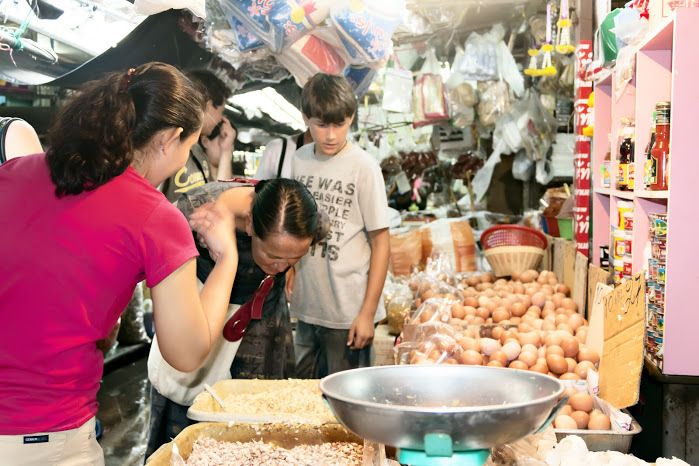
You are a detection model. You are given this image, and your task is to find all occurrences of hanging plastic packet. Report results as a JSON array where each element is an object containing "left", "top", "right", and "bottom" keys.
[
  {"left": 457, "top": 31, "right": 498, "bottom": 81},
  {"left": 220, "top": 0, "right": 277, "bottom": 51},
  {"left": 382, "top": 56, "right": 413, "bottom": 113},
  {"left": 345, "top": 65, "right": 378, "bottom": 97},
  {"left": 413, "top": 49, "right": 449, "bottom": 127},
  {"left": 330, "top": 0, "right": 405, "bottom": 64},
  {"left": 275, "top": 28, "right": 348, "bottom": 86},
  {"left": 228, "top": 16, "right": 265, "bottom": 51},
  {"left": 268, "top": 0, "right": 331, "bottom": 51}
]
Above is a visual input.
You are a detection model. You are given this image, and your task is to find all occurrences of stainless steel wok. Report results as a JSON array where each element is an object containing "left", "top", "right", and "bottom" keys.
[{"left": 320, "top": 365, "right": 564, "bottom": 452}]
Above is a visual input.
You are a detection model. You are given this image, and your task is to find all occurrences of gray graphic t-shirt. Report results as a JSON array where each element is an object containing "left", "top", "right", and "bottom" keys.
[{"left": 290, "top": 143, "right": 389, "bottom": 329}]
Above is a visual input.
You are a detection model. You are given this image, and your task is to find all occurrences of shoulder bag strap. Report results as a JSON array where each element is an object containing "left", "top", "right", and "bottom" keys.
[
  {"left": 276, "top": 137, "right": 288, "bottom": 179},
  {"left": 0, "top": 117, "right": 21, "bottom": 165}
]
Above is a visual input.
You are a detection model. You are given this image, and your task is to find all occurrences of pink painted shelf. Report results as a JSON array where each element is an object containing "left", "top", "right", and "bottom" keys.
[{"left": 591, "top": 8, "right": 699, "bottom": 377}]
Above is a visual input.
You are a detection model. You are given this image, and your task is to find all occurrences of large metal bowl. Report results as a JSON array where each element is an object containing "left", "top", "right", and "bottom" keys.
[{"left": 320, "top": 365, "right": 564, "bottom": 451}]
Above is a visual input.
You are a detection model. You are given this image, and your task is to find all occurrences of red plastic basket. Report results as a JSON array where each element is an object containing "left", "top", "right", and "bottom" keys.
[{"left": 480, "top": 225, "right": 548, "bottom": 250}]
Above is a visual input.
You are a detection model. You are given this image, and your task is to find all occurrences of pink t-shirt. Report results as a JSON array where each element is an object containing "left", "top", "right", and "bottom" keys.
[{"left": 0, "top": 154, "right": 198, "bottom": 434}]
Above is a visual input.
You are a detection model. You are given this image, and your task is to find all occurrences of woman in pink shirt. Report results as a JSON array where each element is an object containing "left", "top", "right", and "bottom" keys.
[{"left": 0, "top": 62, "right": 239, "bottom": 465}]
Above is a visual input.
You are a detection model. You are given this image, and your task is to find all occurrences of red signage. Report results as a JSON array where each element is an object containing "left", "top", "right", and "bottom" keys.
[{"left": 574, "top": 41, "right": 593, "bottom": 257}]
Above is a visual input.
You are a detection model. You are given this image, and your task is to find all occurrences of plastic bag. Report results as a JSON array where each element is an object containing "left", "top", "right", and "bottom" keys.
[
  {"left": 413, "top": 49, "right": 449, "bottom": 127},
  {"left": 476, "top": 80, "right": 511, "bottom": 128},
  {"left": 458, "top": 31, "right": 498, "bottom": 81},
  {"left": 614, "top": 45, "right": 636, "bottom": 101},
  {"left": 220, "top": 0, "right": 276, "bottom": 51},
  {"left": 228, "top": 16, "right": 265, "bottom": 51},
  {"left": 330, "top": 0, "right": 405, "bottom": 64},
  {"left": 389, "top": 227, "right": 423, "bottom": 276},
  {"left": 117, "top": 283, "right": 151, "bottom": 345},
  {"left": 512, "top": 150, "right": 535, "bottom": 181},
  {"left": 382, "top": 63, "right": 413, "bottom": 113},
  {"left": 496, "top": 40, "right": 524, "bottom": 97},
  {"left": 134, "top": 0, "right": 205, "bottom": 19},
  {"left": 345, "top": 65, "right": 377, "bottom": 98},
  {"left": 448, "top": 82, "right": 477, "bottom": 128},
  {"left": 275, "top": 28, "right": 348, "bottom": 86},
  {"left": 268, "top": 0, "right": 331, "bottom": 51},
  {"left": 420, "top": 219, "right": 477, "bottom": 273}
]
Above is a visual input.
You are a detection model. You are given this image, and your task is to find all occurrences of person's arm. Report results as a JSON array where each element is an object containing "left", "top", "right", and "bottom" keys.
[
  {"left": 150, "top": 203, "right": 238, "bottom": 372},
  {"left": 5, "top": 119, "right": 42, "bottom": 160},
  {"left": 201, "top": 118, "right": 235, "bottom": 180},
  {"left": 347, "top": 227, "right": 390, "bottom": 349}
]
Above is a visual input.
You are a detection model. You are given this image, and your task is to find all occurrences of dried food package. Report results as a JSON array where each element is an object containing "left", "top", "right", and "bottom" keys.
[
  {"left": 275, "top": 29, "right": 348, "bottom": 86},
  {"left": 420, "top": 218, "right": 477, "bottom": 273},
  {"left": 330, "top": 0, "right": 405, "bottom": 64},
  {"left": 477, "top": 80, "right": 511, "bottom": 128},
  {"left": 389, "top": 227, "right": 423, "bottom": 277}
]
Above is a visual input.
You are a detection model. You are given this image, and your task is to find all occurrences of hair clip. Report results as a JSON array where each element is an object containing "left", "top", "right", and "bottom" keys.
[{"left": 119, "top": 68, "right": 136, "bottom": 92}]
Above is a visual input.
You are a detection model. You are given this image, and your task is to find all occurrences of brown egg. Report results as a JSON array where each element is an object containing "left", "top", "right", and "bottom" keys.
[
  {"left": 565, "top": 357, "right": 578, "bottom": 373},
  {"left": 529, "top": 362, "right": 549, "bottom": 374},
  {"left": 464, "top": 306, "right": 477, "bottom": 316},
  {"left": 546, "top": 354, "right": 567, "bottom": 375},
  {"left": 458, "top": 337, "right": 480, "bottom": 352},
  {"left": 542, "top": 320, "right": 557, "bottom": 331},
  {"left": 560, "top": 372, "right": 581, "bottom": 380},
  {"left": 556, "top": 284, "right": 571, "bottom": 296},
  {"left": 570, "top": 411, "right": 590, "bottom": 429},
  {"left": 510, "top": 316, "right": 522, "bottom": 325},
  {"left": 546, "top": 345, "right": 565, "bottom": 357},
  {"left": 555, "top": 314, "right": 569, "bottom": 326},
  {"left": 476, "top": 307, "right": 490, "bottom": 320},
  {"left": 531, "top": 292, "right": 547, "bottom": 308},
  {"left": 492, "top": 309, "right": 510, "bottom": 323},
  {"left": 553, "top": 415, "right": 578, "bottom": 430},
  {"left": 567, "top": 313, "right": 585, "bottom": 331},
  {"left": 578, "top": 347, "right": 600, "bottom": 365},
  {"left": 562, "top": 297, "right": 577, "bottom": 311},
  {"left": 459, "top": 350, "right": 483, "bottom": 365},
  {"left": 518, "top": 322, "right": 534, "bottom": 333},
  {"left": 527, "top": 305, "right": 542, "bottom": 317},
  {"left": 518, "top": 350, "right": 538, "bottom": 367},
  {"left": 511, "top": 302, "right": 526, "bottom": 317},
  {"left": 487, "top": 360, "right": 504, "bottom": 367},
  {"left": 559, "top": 405, "right": 574, "bottom": 416},
  {"left": 544, "top": 333, "right": 564, "bottom": 347},
  {"left": 574, "top": 360, "right": 596, "bottom": 379},
  {"left": 521, "top": 343, "right": 538, "bottom": 353},
  {"left": 560, "top": 337, "right": 580, "bottom": 359},
  {"left": 451, "top": 303, "right": 466, "bottom": 319},
  {"left": 508, "top": 360, "right": 529, "bottom": 370},
  {"left": 588, "top": 411, "right": 612, "bottom": 430},
  {"left": 502, "top": 341, "right": 522, "bottom": 361},
  {"left": 444, "top": 357, "right": 459, "bottom": 365},
  {"left": 489, "top": 350, "right": 508, "bottom": 366},
  {"left": 569, "top": 392, "right": 595, "bottom": 413},
  {"left": 472, "top": 316, "right": 485, "bottom": 324},
  {"left": 464, "top": 296, "right": 478, "bottom": 308},
  {"left": 518, "top": 331, "right": 541, "bottom": 347}
]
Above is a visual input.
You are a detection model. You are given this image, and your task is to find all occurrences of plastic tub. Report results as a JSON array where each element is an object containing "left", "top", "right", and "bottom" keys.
[{"left": 557, "top": 218, "right": 573, "bottom": 240}]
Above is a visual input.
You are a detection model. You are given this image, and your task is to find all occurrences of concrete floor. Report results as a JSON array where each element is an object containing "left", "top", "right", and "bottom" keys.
[{"left": 97, "top": 357, "right": 151, "bottom": 466}]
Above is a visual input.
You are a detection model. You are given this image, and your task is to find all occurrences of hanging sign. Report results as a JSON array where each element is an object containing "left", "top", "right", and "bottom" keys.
[{"left": 574, "top": 40, "right": 593, "bottom": 257}]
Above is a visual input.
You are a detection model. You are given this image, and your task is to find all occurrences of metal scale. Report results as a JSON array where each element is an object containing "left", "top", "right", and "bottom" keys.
[{"left": 320, "top": 365, "right": 566, "bottom": 466}]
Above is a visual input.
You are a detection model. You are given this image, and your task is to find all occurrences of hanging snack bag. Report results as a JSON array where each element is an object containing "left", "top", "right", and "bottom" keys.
[
  {"left": 413, "top": 49, "right": 449, "bottom": 127},
  {"left": 275, "top": 28, "right": 348, "bottom": 86},
  {"left": 345, "top": 65, "right": 378, "bottom": 97},
  {"left": 220, "top": 0, "right": 277, "bottom": 50},
  {"left": 228, "top": 16, "right": 265, "bottom": 51},
  {"left": 268, "top": 0, "right": 331, "bottom": 52},
  {"left": 330, "top": 0, "right": 405, "bottom": 64}
]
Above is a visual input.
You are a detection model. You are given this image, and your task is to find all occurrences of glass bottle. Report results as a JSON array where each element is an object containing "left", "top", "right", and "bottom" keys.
[
  {"left": 643, "top": 112, "right": 656, "bottom": 188},
  {"left": 618, "top": 120, "right": 634, "bottom": 191},
  {"left": 650, "top": 102, "right": 670, "bottom": 191}
]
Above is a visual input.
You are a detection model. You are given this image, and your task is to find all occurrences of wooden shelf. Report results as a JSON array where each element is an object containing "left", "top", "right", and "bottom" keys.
[
  {"left": 595, "top": 186, "right": 611, "bottom": 195},
  {"left": 611, "top": 189, "right": 635, "bottom": 200},
  {"left": 636, "top": 189, "right": 669, "bottom": 199},
  {"left": 640, "top": 12, "right": 674, "bottom": 51}
]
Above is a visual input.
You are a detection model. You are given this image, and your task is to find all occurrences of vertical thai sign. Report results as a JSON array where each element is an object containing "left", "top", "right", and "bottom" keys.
[{"left": 574, "top": 40, "right": 593, "bottom": 257}]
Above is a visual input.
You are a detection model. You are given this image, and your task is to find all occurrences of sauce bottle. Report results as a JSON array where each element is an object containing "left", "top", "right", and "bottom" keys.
[
  {"left": 618, "top": 120, "right": 634, "bottom": 191},
  {"left": 643, "top": 112, "right": 656, "bottom": 189},
  {"left": 649, "top": 102, "right": 670, "bottom": 191}
]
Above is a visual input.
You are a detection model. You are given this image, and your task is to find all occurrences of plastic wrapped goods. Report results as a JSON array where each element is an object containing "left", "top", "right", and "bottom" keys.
[
  {"left": 420, "top": 218, "right": 477, "bottom": 273},
  {"left": 388, "top": 228, "right": 423, "bottom": 276}
]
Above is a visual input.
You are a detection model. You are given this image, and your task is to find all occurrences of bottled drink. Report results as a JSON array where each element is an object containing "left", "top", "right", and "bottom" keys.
[
  {"left": 618, "top": 120, "right": 634, "bottom": 191},
  {"left": 649, "top": 102, "right": 670, "bottom": 191}
]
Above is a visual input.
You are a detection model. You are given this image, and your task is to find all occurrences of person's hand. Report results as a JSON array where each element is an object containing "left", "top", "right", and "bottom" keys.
[
  {"left": 347, "top": 311, "right": 375, "bottom": 350},
  {"left": 189, "top": 202, "right": 237, "bottom": 262},
  {"left": 201, "top": 118, "right": 235, "bottom": 168}
]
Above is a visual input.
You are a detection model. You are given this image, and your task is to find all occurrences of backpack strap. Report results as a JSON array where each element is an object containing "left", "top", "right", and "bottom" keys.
[
  {"left": 0, "top": 117, "right": 21, "bottom": 165},
  {"left": 276, "top": 137, "right": 288, "bottom": 179}
]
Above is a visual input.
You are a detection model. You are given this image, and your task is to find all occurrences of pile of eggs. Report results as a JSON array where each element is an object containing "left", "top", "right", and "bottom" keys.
[
  {"left": 554, "top": 391, "right": 612, "bottom": 431},
  {"left": 406, "top": 270, "right": 599, "bottom": 380}
]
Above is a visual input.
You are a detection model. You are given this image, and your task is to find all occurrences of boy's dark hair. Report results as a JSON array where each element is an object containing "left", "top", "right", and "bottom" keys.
[
  {"left": 301, "top": 73, "right": 357, "bottom": 124},
  {"left": 46, "top": 62, "right": 205, "bottom": 197},
  {"left": 252, "top": 178, "right": 329, "bottom": 245},
  {"left": 186, "top": 69, "right": 231, "bottom": 107}
]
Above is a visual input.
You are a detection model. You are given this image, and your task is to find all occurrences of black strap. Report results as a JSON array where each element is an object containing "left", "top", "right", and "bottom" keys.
[
  {"left": 0, "top": 117, "right": 21, "bottom": 165},
  {"left": 276, "top": 137, "right": 287, "bottom": 179},
  {"left": 191, "top": 153, "right": 209, "bottom": 183}
]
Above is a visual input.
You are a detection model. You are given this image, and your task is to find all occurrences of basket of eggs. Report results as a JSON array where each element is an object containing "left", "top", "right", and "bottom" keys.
[{"left": 480, "top": 225, "right": 548, "bottom": 277}]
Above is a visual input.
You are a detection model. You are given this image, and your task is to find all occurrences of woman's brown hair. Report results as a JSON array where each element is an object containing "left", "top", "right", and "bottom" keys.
[{"left": 46, "top": 62, "right": 205, "bottom": 196}]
